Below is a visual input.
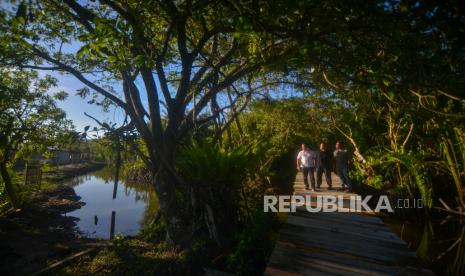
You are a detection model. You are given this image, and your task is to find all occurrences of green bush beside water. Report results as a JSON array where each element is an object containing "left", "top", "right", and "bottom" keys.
[{"left": 226, "top": 210, "right": 281, "bottom": 275}]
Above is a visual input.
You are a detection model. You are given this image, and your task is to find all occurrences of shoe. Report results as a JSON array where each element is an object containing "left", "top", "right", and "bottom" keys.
[
  {"left": 305, "top": 186, "right": 309, "bottom": 190},
  {"left": 310, "top": 188, "right": 315, "bottom": 192},
  {"left": 328, "top": 187, "right": 333, "bottom": 190}
]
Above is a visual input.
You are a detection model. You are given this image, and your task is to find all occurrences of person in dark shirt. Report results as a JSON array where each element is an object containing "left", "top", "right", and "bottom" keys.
[
  {"left": 333, "top": 141, "right": 352, "bottom": 191},
  {"left": 316, "top": 143, "right": 332, "bottom": 190}
]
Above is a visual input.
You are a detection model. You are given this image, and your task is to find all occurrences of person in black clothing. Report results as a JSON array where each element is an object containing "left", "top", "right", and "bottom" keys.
[{"left": 316, "top": 143, "right": 332, "bottom": 190}]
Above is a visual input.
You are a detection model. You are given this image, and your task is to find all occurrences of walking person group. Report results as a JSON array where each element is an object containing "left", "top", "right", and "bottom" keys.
[{"left": 297, "top": 141, "right": 352, "bottom": 192}]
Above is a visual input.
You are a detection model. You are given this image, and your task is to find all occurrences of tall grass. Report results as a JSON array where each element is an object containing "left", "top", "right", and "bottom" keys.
[{"left": 442, "top": 127, "right": 465, "bottom": 209}]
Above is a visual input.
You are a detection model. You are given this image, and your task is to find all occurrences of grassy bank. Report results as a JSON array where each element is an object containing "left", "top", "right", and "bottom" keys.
[
  {"left": 42, "top": 161, "right": 106, "bottom": 183},
  {"left": 54, "top": 210, "right": 286, "bottom": 275}
]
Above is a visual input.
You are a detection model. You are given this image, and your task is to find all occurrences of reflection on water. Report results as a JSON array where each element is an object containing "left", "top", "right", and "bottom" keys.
[{"left": 65, "top": 167, "right": 158, "bottom": 239}]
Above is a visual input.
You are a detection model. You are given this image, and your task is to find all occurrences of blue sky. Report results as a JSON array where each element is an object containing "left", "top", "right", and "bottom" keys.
[
  {"left": 0, "top": 1, "right": 119, "bottom": 132},
  {"left": 45, "top": 71, "right": 127, "bottom": 133}
]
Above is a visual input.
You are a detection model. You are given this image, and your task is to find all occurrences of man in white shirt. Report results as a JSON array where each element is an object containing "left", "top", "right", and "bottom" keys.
[{"left": 297, "top": 143, "right": 316, "bottom": 191}]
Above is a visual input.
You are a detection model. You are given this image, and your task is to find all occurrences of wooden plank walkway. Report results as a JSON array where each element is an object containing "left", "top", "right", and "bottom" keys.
[{"left": 264, "top": 172, "right": 433, "bottom": 276}]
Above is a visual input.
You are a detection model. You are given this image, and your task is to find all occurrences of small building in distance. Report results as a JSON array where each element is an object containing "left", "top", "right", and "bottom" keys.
[
  {"left": 43, "top": 148, "right": 81, "bottom": 166},
  {"left": 13, "top": 148, "right": 82, "bottom": 169},
  {"left": 50, "top": 149, "right": 73, "bottom": 166}
]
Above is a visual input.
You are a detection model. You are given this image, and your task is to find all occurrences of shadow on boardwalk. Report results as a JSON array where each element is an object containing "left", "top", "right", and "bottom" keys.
[{"left": 264, "top": 173, "right": 433, "bottom": 276}]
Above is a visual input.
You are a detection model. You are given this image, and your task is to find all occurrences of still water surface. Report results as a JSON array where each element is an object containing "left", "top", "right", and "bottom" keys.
[{"left": 64, "top": 168, "right": 157, "bottom": 239}]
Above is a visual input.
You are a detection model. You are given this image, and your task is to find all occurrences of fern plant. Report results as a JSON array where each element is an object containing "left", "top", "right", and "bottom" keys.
[
  {"left": 176, "top": 142, "right": 258, "bottom": 245},
  {"left": 357, "top": 147, "right": 435, "bottom": 211}
]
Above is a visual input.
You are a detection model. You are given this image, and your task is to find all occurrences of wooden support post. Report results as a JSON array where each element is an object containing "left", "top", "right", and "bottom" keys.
[
  {"left": 110, "top": 211, "right": 116, "bottom": 239},
  {"left": 112, "top": 179, "right": 118, "bottom": 199}
]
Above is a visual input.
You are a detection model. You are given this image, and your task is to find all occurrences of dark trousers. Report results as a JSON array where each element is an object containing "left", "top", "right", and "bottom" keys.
[
  {"left": 316, "top": 166, "right": 332, "bottom": 188},
  {"left": 302, "top": 167, "right": 315, "bottom": 189},
  {"left": 337, "top": 166, "right": 352, "bottom": 189}
]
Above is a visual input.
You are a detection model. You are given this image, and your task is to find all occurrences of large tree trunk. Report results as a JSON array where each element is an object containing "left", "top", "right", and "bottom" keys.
[
  {"left": 153, "top": 165, "right": 192, "bottom": 248},
  {"left": 0, "top": 161, "right": 19, "bottom": 209}
]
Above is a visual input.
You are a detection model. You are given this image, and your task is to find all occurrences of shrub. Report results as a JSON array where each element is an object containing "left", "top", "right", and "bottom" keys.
[
  {"left": 176, "top": 142, "right": 257, "bottom": 245},
  {"left": 226, "top": 210, "right": 280, "bottom": 275}
]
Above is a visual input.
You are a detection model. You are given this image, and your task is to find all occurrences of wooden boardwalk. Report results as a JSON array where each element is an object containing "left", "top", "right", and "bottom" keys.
[{"left": 264, "top": 172, "right": 433, "bottom": 276}]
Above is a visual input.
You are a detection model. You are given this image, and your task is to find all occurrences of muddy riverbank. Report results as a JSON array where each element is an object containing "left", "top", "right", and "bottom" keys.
[
  {"left": 0, "top": 162, "right": 108, "bottom": 275},
  {"left": 0, "top": 185, "right": 107, "bottom": 275}
]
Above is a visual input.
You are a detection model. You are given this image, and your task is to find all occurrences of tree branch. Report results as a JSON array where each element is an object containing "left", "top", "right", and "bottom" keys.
[{"left": 30, "top": 46, "right": 127, "bottom": 110}]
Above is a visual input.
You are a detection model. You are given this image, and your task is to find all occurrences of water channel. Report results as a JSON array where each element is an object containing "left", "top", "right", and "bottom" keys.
[{"left": 64, "top": 167, "right": 158, "bottom": 239}]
